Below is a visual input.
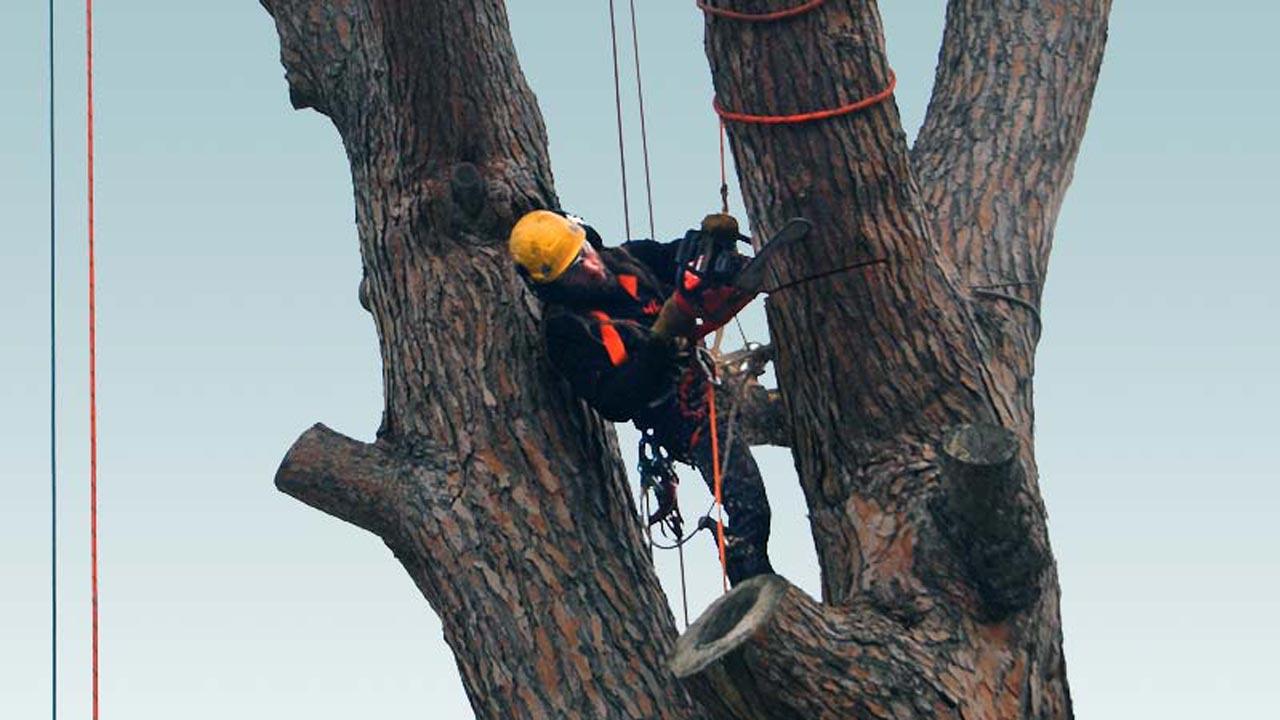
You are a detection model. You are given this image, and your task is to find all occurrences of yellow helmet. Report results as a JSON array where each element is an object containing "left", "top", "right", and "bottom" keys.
[{"left": 508, "top": 210, "right": 587, "bottom": 283}]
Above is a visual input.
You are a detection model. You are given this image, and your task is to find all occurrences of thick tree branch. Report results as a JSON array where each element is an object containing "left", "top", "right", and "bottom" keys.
[
  {"left": 672, "top": 575, "right": 956, "bottom": 720},
  {"left": 930, "top": 424, "right": 1049, "bottom": 620},
  {"left": 275, "top": 422, "right": 455, "bottom": 539},
  {"left": 914, "top": 0, "right": 1112, "bottom": 299},
  {"left": 910, "top": 0, "right": 1111, "bottom": 445}
]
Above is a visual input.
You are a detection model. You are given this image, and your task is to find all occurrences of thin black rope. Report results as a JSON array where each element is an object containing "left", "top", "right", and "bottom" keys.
[
  {"left": 675, "top": 538, "right": 689, "bottom": 628},
  {"left": 765, "top": 257, "right": 888, "bottom": 295},
  {"left": 606, "top": 0, "right": 632, "bottom": 240},
  {"left": 48, "top": 0, "right": 57, "bottom": 713},
  {"left": 733, "top": 316, "right": 749, "bottom": 347},
  {"left": 626, "top": 0, "right": 655, "bottom": 240}
]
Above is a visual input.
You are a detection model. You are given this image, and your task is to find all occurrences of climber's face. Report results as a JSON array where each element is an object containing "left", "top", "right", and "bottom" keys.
[{"left": 557, "top": 241, "right": 610, "bottom": 289}]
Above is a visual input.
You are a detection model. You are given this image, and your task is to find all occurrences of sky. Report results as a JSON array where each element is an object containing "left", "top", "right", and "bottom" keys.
[{"left": 3, "top": 1, "right": 1278, "bottom": 718}]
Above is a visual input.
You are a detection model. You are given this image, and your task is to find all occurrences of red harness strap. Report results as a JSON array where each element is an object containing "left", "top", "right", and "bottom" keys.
[
  {"left": 590, "top": 311, "right": 629, "bottom": 366},
  {"left": 618, "top": 273, "right": 640, "bottom": 299}
]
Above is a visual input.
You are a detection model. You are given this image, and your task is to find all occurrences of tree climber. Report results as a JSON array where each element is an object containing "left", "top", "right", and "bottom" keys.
[{"left": 508, "top": 209, "right": 774, "bottom": 584}]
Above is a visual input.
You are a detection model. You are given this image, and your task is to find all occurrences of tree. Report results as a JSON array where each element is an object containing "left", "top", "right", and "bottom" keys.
[{"left": 260, "top": 1, "right": 1110, "bottom": 718}]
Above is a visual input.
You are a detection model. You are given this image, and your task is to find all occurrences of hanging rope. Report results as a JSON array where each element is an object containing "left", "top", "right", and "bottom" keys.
[
  {"left": 617, "top": 0, "right": 782, "bottom": 605},
  {"left": 698, "top": 0, "right": 826, "bottom": 22},
  {"left": 48, "top": 0, "right": 58, "bottom": 714},
  {"left": 620, "top": 0, "right": 715, "bottom": 619},
  {"left": 626, "top": 0, "right": 656, "bottom": 240},
  {"left": 717, "top": 119, "right": 729, "bottom": 214},
  {"left": 675, "top": 534, "right": 690, "bottom": 627},
  {"left": 641, "top": 485, "right": 655, "bottom": 558},
  {"left": 86, "top": 0, "right": 100, "bottom": 714},
  {"left": 707, "top": 383, "right": 728, "bottom": 593},
  {"left": 606, "top": 0, "right": 632, "bottom": 240}
]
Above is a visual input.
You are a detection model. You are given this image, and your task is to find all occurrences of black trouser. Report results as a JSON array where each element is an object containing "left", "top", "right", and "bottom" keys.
[{"left": 639, "top": 368, "right": 774, "bottom": 585}]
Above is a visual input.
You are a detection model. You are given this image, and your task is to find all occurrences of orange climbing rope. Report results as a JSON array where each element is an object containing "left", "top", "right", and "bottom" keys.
[
  {"left": 87, "top": 0, "right": 101, "bottom": 715},
  {"left": 714, "top": 71, "right": 897, "bottom": 125},
  {"left": 707, "top": 383, "right": 728, "bottom": 593},
  {"left": 697, "top": 0, "right": 826, "bottom": 22}
]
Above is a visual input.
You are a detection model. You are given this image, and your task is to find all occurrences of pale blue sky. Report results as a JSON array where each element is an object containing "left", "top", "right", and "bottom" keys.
[{"left": 3, "top": 2, "right": 1278, "bottom": 718}]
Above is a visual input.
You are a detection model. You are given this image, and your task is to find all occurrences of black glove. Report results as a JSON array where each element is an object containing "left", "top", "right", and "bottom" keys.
[
  {"left": 644, "top": 333, "right": 693, "bottom": 384},
  {"left": 592, "top": 333, "right": 688, "bottom": 420}
]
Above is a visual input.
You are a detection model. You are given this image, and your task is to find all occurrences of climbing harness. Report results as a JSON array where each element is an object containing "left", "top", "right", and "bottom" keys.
[
  {"left": 638, "top": 429, "right": 684, "bottom": 538},
  {"left": 636, "top": 429, "right": 695, "bottom": 626},
  {"left": 635, "top": 343, "right": 750, "bottom": 587}
]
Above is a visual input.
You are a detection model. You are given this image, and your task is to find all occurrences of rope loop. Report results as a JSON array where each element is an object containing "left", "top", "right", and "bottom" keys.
[
  {"left": 715, "top": 70, "right": 897, "bottom": 125},
  {"left": 697, "top": 0, "right": 826, "bottom": 22}
]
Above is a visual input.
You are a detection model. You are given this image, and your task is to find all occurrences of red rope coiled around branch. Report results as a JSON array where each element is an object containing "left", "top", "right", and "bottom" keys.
[
  {"left": 715, "top": 70, "right": 897, "bottom": 125},
  {"left": 697, "top": 0, "right": 826, "bottom": 22}
]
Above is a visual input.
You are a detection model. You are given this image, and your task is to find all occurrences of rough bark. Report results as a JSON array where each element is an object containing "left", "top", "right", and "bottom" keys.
[
  {"left": 700, "top": 0, "right": 1110, "bottom": 717},
  {"left": 260, "top": 0, "right": 1110, "bottom": 717},
  {"left": 914, "top": 0, "right": 1113, "bottom": 444},
  {"left": 262, "top": 1, "right": 697, "bottom": 717}
]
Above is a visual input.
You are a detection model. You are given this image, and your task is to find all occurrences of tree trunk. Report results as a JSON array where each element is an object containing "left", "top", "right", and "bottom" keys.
[{"left": 261, "top": 0, "right": 1110, "bottom": 718}]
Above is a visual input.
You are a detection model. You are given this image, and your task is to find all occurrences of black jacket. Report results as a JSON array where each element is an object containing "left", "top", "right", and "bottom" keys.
[{"left": 537, "top": 231, "right": 691, "bottom": 422}]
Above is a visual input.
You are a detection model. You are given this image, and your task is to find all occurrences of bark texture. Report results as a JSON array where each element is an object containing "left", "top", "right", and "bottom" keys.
[
  {"left": 700, "top": 0, "right": 1110, "bottom": 717},
  {"left": 261, "top": 0, "right": 1110, "bottom": 717}
]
